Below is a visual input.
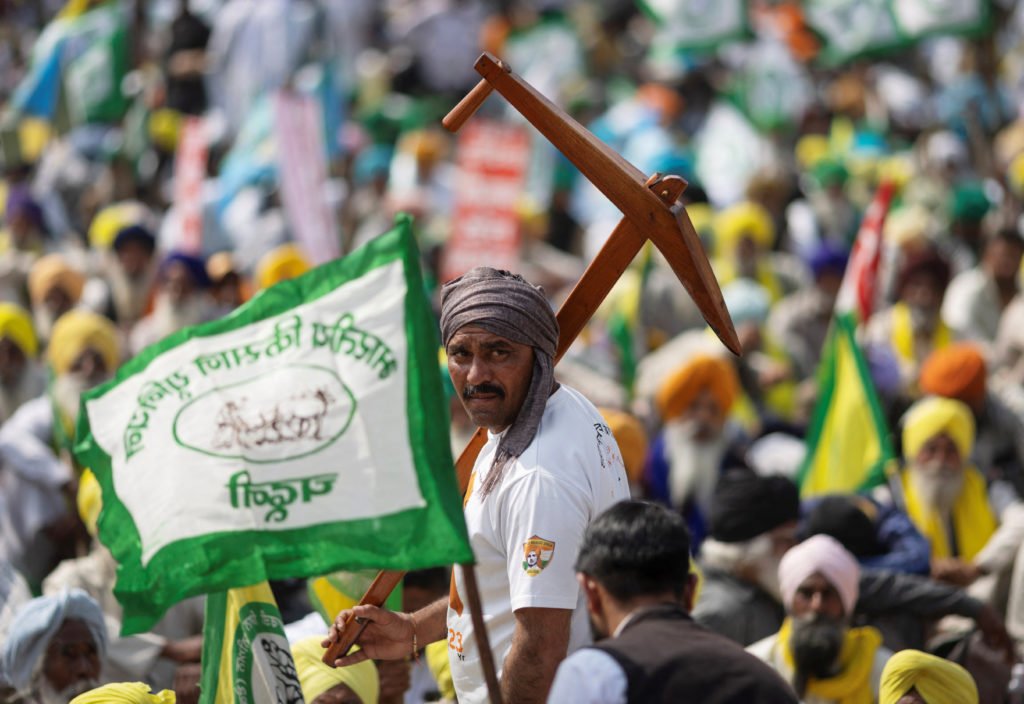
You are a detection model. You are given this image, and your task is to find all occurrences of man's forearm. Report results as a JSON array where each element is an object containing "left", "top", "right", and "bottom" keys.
[{"left": 411, "top": 597, "right": 450, "bottom": 644}]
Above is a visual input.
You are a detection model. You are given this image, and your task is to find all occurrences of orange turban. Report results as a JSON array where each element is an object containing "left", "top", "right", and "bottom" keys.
[
  {"left": 28, "top": 254, "right": 85, "bottom": 308},
  {"left": 656, "top": 355, "right": 739, "bottom": 421},
  {"left": 599, "top": 408, "right": 648, "bottom": 484},
  {"left": 919, "top": 343, "right": 986, "bottom": 408}
]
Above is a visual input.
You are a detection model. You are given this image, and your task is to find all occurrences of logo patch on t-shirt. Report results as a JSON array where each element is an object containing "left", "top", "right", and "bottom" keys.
[{"left": 522, "top": 536, "right": 555, "bottom": 576}]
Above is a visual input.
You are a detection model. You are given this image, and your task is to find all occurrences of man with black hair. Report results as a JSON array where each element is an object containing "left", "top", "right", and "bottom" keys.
[{"left": 546, "top": 500, "right": 797, "bottom": 703}]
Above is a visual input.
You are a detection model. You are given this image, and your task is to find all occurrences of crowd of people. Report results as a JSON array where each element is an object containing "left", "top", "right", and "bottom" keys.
[{"left": 2, "top": 0, "right": 1024, "bottom": 702}]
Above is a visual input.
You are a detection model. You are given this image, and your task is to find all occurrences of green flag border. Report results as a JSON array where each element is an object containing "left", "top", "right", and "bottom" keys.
[
  {"left": 797, "top": 312, "right": 895, "bottom": 493},
  {"left": 74, "top": 214, "right": 473, "bottom": 634}
]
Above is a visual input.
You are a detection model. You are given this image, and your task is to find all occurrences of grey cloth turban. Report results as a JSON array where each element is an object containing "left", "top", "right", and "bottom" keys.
[{"left": 440, "top": 268, "right": 559, "bottom": 497}]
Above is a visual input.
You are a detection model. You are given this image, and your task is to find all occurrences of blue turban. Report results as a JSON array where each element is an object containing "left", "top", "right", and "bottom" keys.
[
  {"left": 807, "top": 242, "right": 849, "bottom": 279},
  {"left": 113, "top": 225, "right": 156, "bottom": 254},
  {"left": 160, "top": 251, "right": 211, "bottom": 289},
  {"left": 5, "top": 185, "right": 44, "bottom": 231},
  {"left": 1, "top": 589, "right": 107, "bottom": 691}
]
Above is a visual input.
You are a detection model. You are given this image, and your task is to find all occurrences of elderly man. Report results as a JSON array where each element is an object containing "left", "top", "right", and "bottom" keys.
[
  {"left": 879, "top": 650, "right": 978, "bottom": 704},
  {"left": 292, "top": 636, "right": 378, "bottom": 704},
  {"left": 325, "top": 267, "right": 630, "bottom": 704},
  {"left": 131, "top": 251, "right": 213, "bottom": 354},
  {"left": 1, "top": 589, "right": 107, "bottom": 703},
  {"left": 27, "top": 254, "right": 86, "bottom": 346},
  {"left": 890, "top": 397, "right": 1024, "bottom": 593},
  {"left": 547, "top": 501, "right": 797, "bottom": 703},
  {"left": 645, "top": 353, "right": 742, "bottom": 548},
  {"left": 0, "top": 310, "right": 120, "bottom": 586},
  {"left": 0, "top": 303, "right": 44, "bottom": 424},
  {"left": 748, "top": 535, "right": 892, "bottom": 703},
  {"left": 97, "top": 225, "right": 158, "bottom": 329}
]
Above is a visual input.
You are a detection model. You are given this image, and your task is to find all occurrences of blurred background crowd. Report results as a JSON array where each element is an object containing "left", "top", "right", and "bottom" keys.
[{"left": 4, "top": 0, "right": 1024, "bottom": 702}]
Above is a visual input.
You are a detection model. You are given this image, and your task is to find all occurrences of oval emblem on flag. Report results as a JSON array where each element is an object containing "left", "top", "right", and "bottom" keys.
[{"left": 172, "top": 363, "right": 357, "bottom": 464}]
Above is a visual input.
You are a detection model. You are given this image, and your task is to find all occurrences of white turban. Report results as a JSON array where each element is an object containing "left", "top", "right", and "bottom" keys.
[
  {"left": 1, "top": 589, "right": 107, "bottom": 691},
  {"left": 779, "top": 535, "right": 860, "bottom": 616}
]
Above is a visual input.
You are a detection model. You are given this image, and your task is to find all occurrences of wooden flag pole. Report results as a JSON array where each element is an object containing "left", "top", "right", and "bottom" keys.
[
  {"left": 462, "top": 562, "right": 503, "bottom": 704},
  {"left": 323, "top": 53, "right": 738, "bottom": 667}
]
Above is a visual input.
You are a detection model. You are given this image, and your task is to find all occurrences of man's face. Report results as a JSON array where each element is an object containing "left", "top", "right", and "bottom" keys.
[
  {"left": 681, "top": 387, "right": 725, "bottom": 442},
  {"left": 41, "top": 619, "right": 101, "bottom": 699},
  {"left": 446, "top": 326, "right": 534, "bottom": 433},
  {"left": 42, "top": 286, "right": 74, "bottom": 320},
  {"left": 896, "top": 690, "right": 927, "bottom": 704},
  {"left": 312, "top": 683, "right": 362, "bottom": 704},
  {"left": 910, "top": 433, "right": 964, "bottom": 512},
  {"left": 163, "top": 262, "right": 197, "bottom": 306},
  {"left": 900, "top": 273, "right": 943, "bottom": 317},
  {"left": 0, "top": 337, "right": 27, "bottom": 387},
  {"left": 115, "top": 241, "right": 153, "bottom": 279},
  {"left": 791, "top": 572, "right": 845, "bottom": 623},
  {"left": 789, "top": 573, "right": 847, "bottom": 680},
  {"left": 70, "top": 348, "right": 110, "bottom": 389},
  {"left": 985, "top": 239, "right": 1023, "bottom": 286}
]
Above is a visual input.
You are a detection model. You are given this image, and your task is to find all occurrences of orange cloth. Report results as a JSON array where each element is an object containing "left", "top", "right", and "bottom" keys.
[
  {"left": 599, "top": 408, "right": 648, "bottom": 484},
  {"left": 28, "top": 254, "right": 85, "bottom": 307},
  {"left": 919, "top": 343, "right": 987, "bottom": 408},
  {"left": 656, "top": 355, "right": 739, "bottom": 421}
]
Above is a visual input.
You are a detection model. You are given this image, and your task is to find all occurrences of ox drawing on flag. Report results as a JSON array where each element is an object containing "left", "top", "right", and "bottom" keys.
[{"left": 74, "top": 215, "right": 472, "bottom": 634}]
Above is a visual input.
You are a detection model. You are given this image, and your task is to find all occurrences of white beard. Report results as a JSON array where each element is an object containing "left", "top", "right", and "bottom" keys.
[
  {"left": 151, "top": 291, "right": 209, "bottom": 336},
  {"left": 36, "top": 676, "right": 100, "bottom": 704},
  {"left": 664, "top": 418, "right": 726, "bottom": 513},
  {"left": 106, "top": 257, "right": 154, "bottom": 324},
  {"left": 909, "top": 462, "right": 964, "bottom": 515},
  {"left": 33, "top": 307, "right": 58, "bottom": 342},
  {"left": 52, "top": 372, "right": 89, "bottom": 425},
  {"left": 701, "top": 534, "right": 782, "bottom": 601}
]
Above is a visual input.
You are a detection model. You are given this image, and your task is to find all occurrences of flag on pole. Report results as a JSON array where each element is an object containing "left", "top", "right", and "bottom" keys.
[
  {"left": 74, "top": 215, "right": 473, "bottom": 634},
  {"left": 199, "top": 581, "right": 304, "bottom": 704},
  {"left": 798, "top": 182, "right": 897, "bottom": 497},
  {"left": 890, "top": 0, "right": 989, "bottom": 41},
  {"left": 639, "top": 0, "right": 751, "bottom": 52}
]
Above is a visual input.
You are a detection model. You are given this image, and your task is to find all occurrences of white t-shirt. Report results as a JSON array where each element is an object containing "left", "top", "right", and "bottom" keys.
[{"left": 447, "top": 385, "right": 630, "bottom": 704}]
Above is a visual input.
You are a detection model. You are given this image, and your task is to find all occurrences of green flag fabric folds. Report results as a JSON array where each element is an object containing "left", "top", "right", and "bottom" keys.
[{"left": 74, "top": 215, "right": 472, "bottom": 634}]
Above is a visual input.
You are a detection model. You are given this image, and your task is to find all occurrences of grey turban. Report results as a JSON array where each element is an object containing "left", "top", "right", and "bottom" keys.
[
  {"left": 440, "top": 268, "right": 559, "bottom": 497},
  {"left": 1, "top": 589, "right": 107, "bottom": 691}
]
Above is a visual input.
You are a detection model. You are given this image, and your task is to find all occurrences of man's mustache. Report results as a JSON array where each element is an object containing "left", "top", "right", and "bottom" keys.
[{"left": 463, "top": 383, "right": 505, "bottom": 399}]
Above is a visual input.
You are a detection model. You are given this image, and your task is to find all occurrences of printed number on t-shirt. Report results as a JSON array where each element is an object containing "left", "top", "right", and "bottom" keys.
[{"left": 448, "top": 628, "right": 465, "bottom": 660}]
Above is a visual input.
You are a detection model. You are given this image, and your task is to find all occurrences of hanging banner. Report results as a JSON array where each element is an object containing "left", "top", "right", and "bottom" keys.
[
  {"left": 441, "top": 120, "right": 530, "bottom": 283},
  {"left": 173, "top": 116, "right": 208, "bottom": 255},
  {"left": 273, "top": 89, "right": 341, "bottom": 265}
]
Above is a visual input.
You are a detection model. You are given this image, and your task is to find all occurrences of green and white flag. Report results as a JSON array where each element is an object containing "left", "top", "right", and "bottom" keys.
[
  {"left": 640, "top": 0, "right": 750, "bottom": 52},
  {"left": 890, "top": 0, "right": 989, "bottom": 40},
  {"left": 74, "top": 215, "right": 472, "bottom": 634},
  {"left": 804, "top": 0, "right": 903, "bottom": 66}
]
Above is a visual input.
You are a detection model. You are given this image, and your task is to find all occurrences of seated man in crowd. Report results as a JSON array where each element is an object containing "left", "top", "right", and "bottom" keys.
[
  {"left": 887, "top": 396, "right": 1024, "bottom": 597},
  {"left": 548, "top": 500, "right": 797, "bottom": 703},
  {"left": 879, "top": 650, "right": 978, "bottom": 704},
  {"left": 0, "top": 302, "right": 44, "bottom": 425},
  {"left": 748, "top": 535, "right": 892, "bottom": 704},
  {"left": 1, "top": 589, "right": 107, "bottom": 702}
]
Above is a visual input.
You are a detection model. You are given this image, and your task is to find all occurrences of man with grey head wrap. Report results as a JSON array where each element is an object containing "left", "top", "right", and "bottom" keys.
[
  {"left": 1, "top": 588, "right": 106, "bottom": 703},
  {"left": 327, "top": 267, "right": 630, "bottom": 704}
]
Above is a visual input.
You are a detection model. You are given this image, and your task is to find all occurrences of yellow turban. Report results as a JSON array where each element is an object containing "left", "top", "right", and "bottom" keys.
[
  {"left": 879, "top": 650, "right": 978, "bottom": 704},
  {"left": 0, "top": 302, "right": 37, "bottom": 358},
  {"left": 256, "top": 244, "right": 311, "bottom": 290},
  {"left": 713, "top": 201, "right": 775, "bottom": 255},
  {"left": 656, "top": 355, "right": 739, "bottom": 421},
  {"left": 47, "top": 310, "right": 120, "bottom": 377},
  {"left": 28, "top": 254, "right": 86, "bottom": 308},
  {"left": 902, "top": 397, "right": 975, "bottom": 461},
  {"left": 599, "top": 408, "right": 648, "bottom": 484},
  {"left": 88, "top": 201, "right": 151, "bottom": 249},
  {"left": 70, "top": 682, "right": 176, "bottom": 704},
  {"left": 292, "top": 635, "right": 379, "bottom": 703}
]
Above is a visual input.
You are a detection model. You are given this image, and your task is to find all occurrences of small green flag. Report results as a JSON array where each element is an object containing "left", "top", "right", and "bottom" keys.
[{"left": 74, "top": 215, "right": 472, "bottom": 634}]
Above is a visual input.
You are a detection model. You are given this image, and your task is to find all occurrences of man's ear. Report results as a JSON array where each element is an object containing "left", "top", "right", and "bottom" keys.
[
  {"left": 577, "top": 572, "right": 602, "bottom": 615},
  {"left": 682, "top": 572, "right": 698, "bottom": 613}
]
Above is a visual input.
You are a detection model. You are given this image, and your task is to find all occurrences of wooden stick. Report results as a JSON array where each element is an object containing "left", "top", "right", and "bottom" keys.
[
  {"left": 322, "top": 570, "right": 404, "bottom": 664},
  {"left": 462, "top": 562, "right": 503, "bottom": 704},
  {"left": 442, "top": 78, "right": 495, "bottom": 133}
]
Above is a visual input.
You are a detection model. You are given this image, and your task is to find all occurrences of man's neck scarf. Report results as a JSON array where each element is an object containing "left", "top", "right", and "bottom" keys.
[
  {"left": 778, "top": 618, "right": 882, "bottom": 704},
  {"left": 900, "top": 465, "right": 997, "bottom": 560},
  {"left": 441, "top": 268, "right": 558, "bottom": 498}
]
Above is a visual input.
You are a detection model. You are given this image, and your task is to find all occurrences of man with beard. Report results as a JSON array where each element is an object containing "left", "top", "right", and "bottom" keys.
[
  {"left": 130, "top": 251, "right": 213, "bottom": 355},
  {"left": 890, "top": 397, "right": 1024, "bottom": 594},
  {"left": 546, "top": 500, "right": 797, "bottom": 703},
  {"left": 748, "top": 535, "right": 892, "bottom": 703},
  {"left": 324, "top": 267, "right": 629, "bottom": 704},
  {"left": 645, "top": 353, "right": 742, "bottom": 549},
  {"left": 941, "top": 228, "right": 1024, "bottom": 350},
  {"left": 0, "top": 589, "right": 106, "bottom": 703},
  {"left": 27, "top": 255, "right": 86, "bottom": 348},
  {"left": 0, "top": 303, "right": 45, "bottom": 424},
  {"left": 0, "top": 311, "right": 119, "bottom": 587},
  {"left": 693, "top": 471, "right": 800, "bottom": 647},
  {"left": 98, "top": 225, "right": 157, "bottom": 329},
  {"left": 865, "top": 248, "right": 952, "bottom": 393}
]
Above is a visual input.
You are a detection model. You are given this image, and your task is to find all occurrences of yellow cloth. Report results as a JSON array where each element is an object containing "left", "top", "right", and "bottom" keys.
[
  {"left": 891, "top": 302, "right": 952, "bottom": 367},
  {"left": 714, "top": 201, "right": 775, "bottom": 254},
  {"left": 28, "top": 254, "right": 86, "bottom": 307},
  {"left": 70, "top": 682, "right": 176, "bottom": 704},
  {"left": 656, "top": 354, "right": 740, "bottom": 421},
  {"left": 426, "top": 639, "right": 456, "bottom": 701},
  {"left": 879, "top": 649, "right": 978, "bottom": 704},
  {"left": 0, "top": 302, "right": 37, "bottom": 357},
  {"left": 598, "top": 408, "right": 648, "bottom": 484},
  {"left": 48, "top": 310, "right": 120, "bottom": 376},
  {"left": 778, "top": 618, "right": 882, "bottom": 704},
  {"left": 901, "top": 396, "right": 975, "bottom": 461},
  {"left": 292, "top": 635, "right": 379, "bottom": 703},
  {"left": 256, "top": 244, "right": 311, "bottom": 290},
  {"left": 901, "top": 465, "right": 997, "bottom": 561},
  {"left": 88, "top": 201, "right": 151, "bottom": 249},
  {"left": 77, "top": 468, "right": 102, "bottom": 537}
]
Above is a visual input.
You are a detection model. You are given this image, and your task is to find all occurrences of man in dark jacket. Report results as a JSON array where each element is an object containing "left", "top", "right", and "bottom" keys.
[{"left": 546, "top": 500, "right": 798, "bottom": 704}]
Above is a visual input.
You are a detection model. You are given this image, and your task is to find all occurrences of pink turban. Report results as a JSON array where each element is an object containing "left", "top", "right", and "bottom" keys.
[{"left": 779, "top": 534, "right": 860, "bottom": 616}]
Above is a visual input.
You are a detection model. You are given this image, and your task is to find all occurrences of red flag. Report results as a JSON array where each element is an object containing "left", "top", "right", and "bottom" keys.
[{"left": 836, "top": 180, "right": 895, "bottom": 321}]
